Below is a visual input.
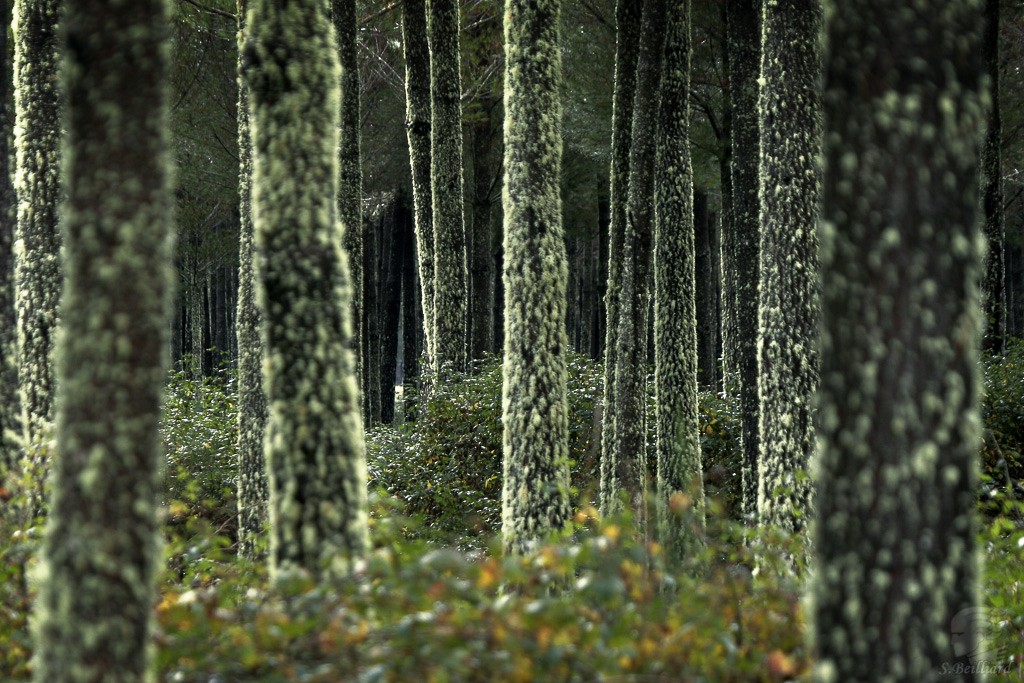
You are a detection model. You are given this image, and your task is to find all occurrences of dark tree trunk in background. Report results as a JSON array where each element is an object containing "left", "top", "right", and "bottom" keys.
[
  {"left": 981, "top": 0, "right": 1004, "bottom": 353},
  {"left": 694, "top": 188, "right": 719, "bottom": 390},
  {"left": 599, "top": 0, "right": 642, "bottom": 515},
  {"left": 470, "top": 109, "right": 497, "bottom": 361},
  {"left": 364, "top": 210, "right": 382, "bottom": 423},
  {"left": 726, "top": 0, "right": 760, "bottom": 521},
  {"left": 718, "top": 2, "right": 736, "bottom": 395},
  {"left": 380, "top": 193, "right": 408, "bottom": 425},
  {"left": 0, "top": 0, "right": 20, "bottom": 482},
  {"left": 401, "top": 207, "right": 421, "bottom": 420},
  {"left": 1008, "top": 222, "right": 1024, "bottom": 338},
  {"left": 814, "top": 2, "right": 986, "bottom": 679},
  {"left": 595, "top": 192, "right": 609, "bottom": 359},
  {"left": 34, "top": 0, "right": 174, "bottom": 676}
]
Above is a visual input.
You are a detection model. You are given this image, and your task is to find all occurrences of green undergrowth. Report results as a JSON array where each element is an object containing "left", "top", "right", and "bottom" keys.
[{"left": 0, "top": 351, "right": 1022, "bottom": 679}]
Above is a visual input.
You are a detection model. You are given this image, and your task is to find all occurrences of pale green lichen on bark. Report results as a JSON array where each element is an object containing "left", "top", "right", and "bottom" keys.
[
  {"left": 726, "top": 0, "right": 761, "bottom": 522},
  {"left": 500, "top": 0, "right": 572, "bottom": 555},
  {"left": 33, "top": 0, "right": 175, "bottom": 679},
  {"left": 0, "top": 0, "right": 21, "bottom": 486},
  {"left": 429, "top": 0, "right": 468, "bottom": 374},
  {"left": 401, "top": 0, "right": 435, "bottom": 365},
  {"left": 599, "top": 0, "right": 641, "bottom": 517},
  {"left": 13, "top": 0, "right": 62, "bottom": 454},
  {"left": 244, "top": 0, "right": 369, "bottom": 579},
  {"left": 333, "top": 0, "right": 364, "bottom": 408},
  {"left": 610, "top": 0, "right": 668, "bottom": 529},
  {"left": 755, "top": 0, "right": 821, "bottom": 535},
  {"left": 653, "top": 0, "right": 704, "bottom": 563},
  {"left": 813, "top": 1, "right": 986, "bottom": 680},
  {"left": 235, "top": 0, "right": 269, "bottom": 561}
]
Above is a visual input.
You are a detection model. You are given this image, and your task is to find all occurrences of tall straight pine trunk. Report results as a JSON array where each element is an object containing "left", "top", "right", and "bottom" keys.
[
  {"left": 813, "top": 3, "right": 986, "bottom": 679},
  {"left": 244, "top": 0, "right": 368, "bottom": 578},
  {"left": 501, "top": 0, "right": 571, "bottom": 554},
  {"left": 33, "top": 0, "right": 174, "bottom": 678},
  {"left": 755, "top": 0, "right": 822, "bottom": 533}
]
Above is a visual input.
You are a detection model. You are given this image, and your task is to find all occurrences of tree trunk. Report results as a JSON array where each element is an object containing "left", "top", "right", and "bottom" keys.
[
  {"left": 654, "top": 0, "right": 702, "bottom": 562},
  {"left": 726, "top": 0, "right": 760, "bottom": 521},
  {"left": 694, "top": 188, "right": 719, "bottom": 390},
  {"left": 34, "top": 0, "right": 173, "bottom": 676},
  {"left": 13, "top": 0, "right": 61, "bottom": 446},
  {"left": 364, "top": 209, "right": 381, "bottom": 423},
  {"left": 244, "top": 0, "right": 368, "bottom": 578},
  {"left": 981, "top": 0, "right": 1004, "bottom": 353},
  {"left": 334, "top": 0, "right": 364, "bottom": 405},
  {"left": 402, "top": 204, "right": 421, "bottom": 420},
  {"left": 501, "top": 0, "right": 572, "bottom": 554},
  {"left": 599, "top": 0, "right": 643, "bottom": 516},
  {"left": 814, "top": 3, "right": 986, "bottom": 679},
  {"left": 430, "top": 0, "right": 468, "bottom": 374},
  {"left": 380, "top": 193, "right": 407, "bottom": 425},
  {"left": 235, "top": 0, "right": 268, "bottom": 561},
  {"left": 0, "top": 0, "right": 20, "bottom": 482},
  {"left": 470, "top": 115, "right": 496, "bottom": 362},
  {"left": 755, "top": 0, "right": 821, "bottom": 534},
  {"left": 611, "top": 0, "right": 668, "bottom": 528}
]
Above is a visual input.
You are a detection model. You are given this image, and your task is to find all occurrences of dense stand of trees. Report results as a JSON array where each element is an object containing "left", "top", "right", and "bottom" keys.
[{"left": 1, "top": 0, "right": 1017, "bottom": 678}]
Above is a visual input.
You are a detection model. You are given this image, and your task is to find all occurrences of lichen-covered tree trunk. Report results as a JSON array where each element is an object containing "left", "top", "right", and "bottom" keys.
[
  {"left": 235, "top": 0, "right": 268, "bottom": 561},
  {"left": 718, "top": 2, "right": 737, "bottom": 396},
  {"left": 654, "top": 0, "right": 702, "bottom": 562},
  {"left": 33, "top": 0, "right": 174, "bottom": 677},
  {"left": 0, "top": 0, "right": 20, "bottom": 482},
  {"left": 363, "top": 210, "right": 382, "bottom": 422},
  {"left": 813, "top": 3, "right": 986, "bottom": 680},
  {"left": 333, "top": 0, "right": 365, "bottom": 408},
  {"left": 981, "top": 0, "right": 1004, "bottom": 354},
  {"left": 755, "top": 0, "right": 821, "bottom": 534},
  {"left": 244, "top": 0, "right": 368, "bottom": 578},
  {"left": 429, "top": 0, "right": 467, "bottom": 374},
  {"left": 501, "top": 0, "right": 571, "bottom": 554},
  {"left": 599, "top": 0, "right": 642, "bottom": 516},
  {"left": 725, "top": 0, "right": 760, "bottom": 521},
  {"left": 13, "top": 0, "right": 61, "bottom": 447},
  {"left": 611, "top": 0, "right": 668, "bottom": 525},
  {"left": 401, "top": 0, "right": 435, "bottom": 366}
]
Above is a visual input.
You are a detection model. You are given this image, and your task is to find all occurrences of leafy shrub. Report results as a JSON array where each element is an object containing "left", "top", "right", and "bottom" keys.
[
  {"left": 368, "top": 354, "right": 604, "bottom": 545},
  {"left": 160, "top": 361, "right": 238, "bottom": 538},
  {"left": 981, "top": 339, "right": 1024, "bottom": 504},
  {"left": 154, "top": 508, "right": 811, "bottom": 683}
]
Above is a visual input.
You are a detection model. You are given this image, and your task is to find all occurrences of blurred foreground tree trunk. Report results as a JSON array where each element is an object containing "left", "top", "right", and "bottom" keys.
[
  {"left": 813, "top": 2, "right": 986, "bottom": 679},
  {"left": 34, "top": 0, "right": 174, "bottom": 677}
]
